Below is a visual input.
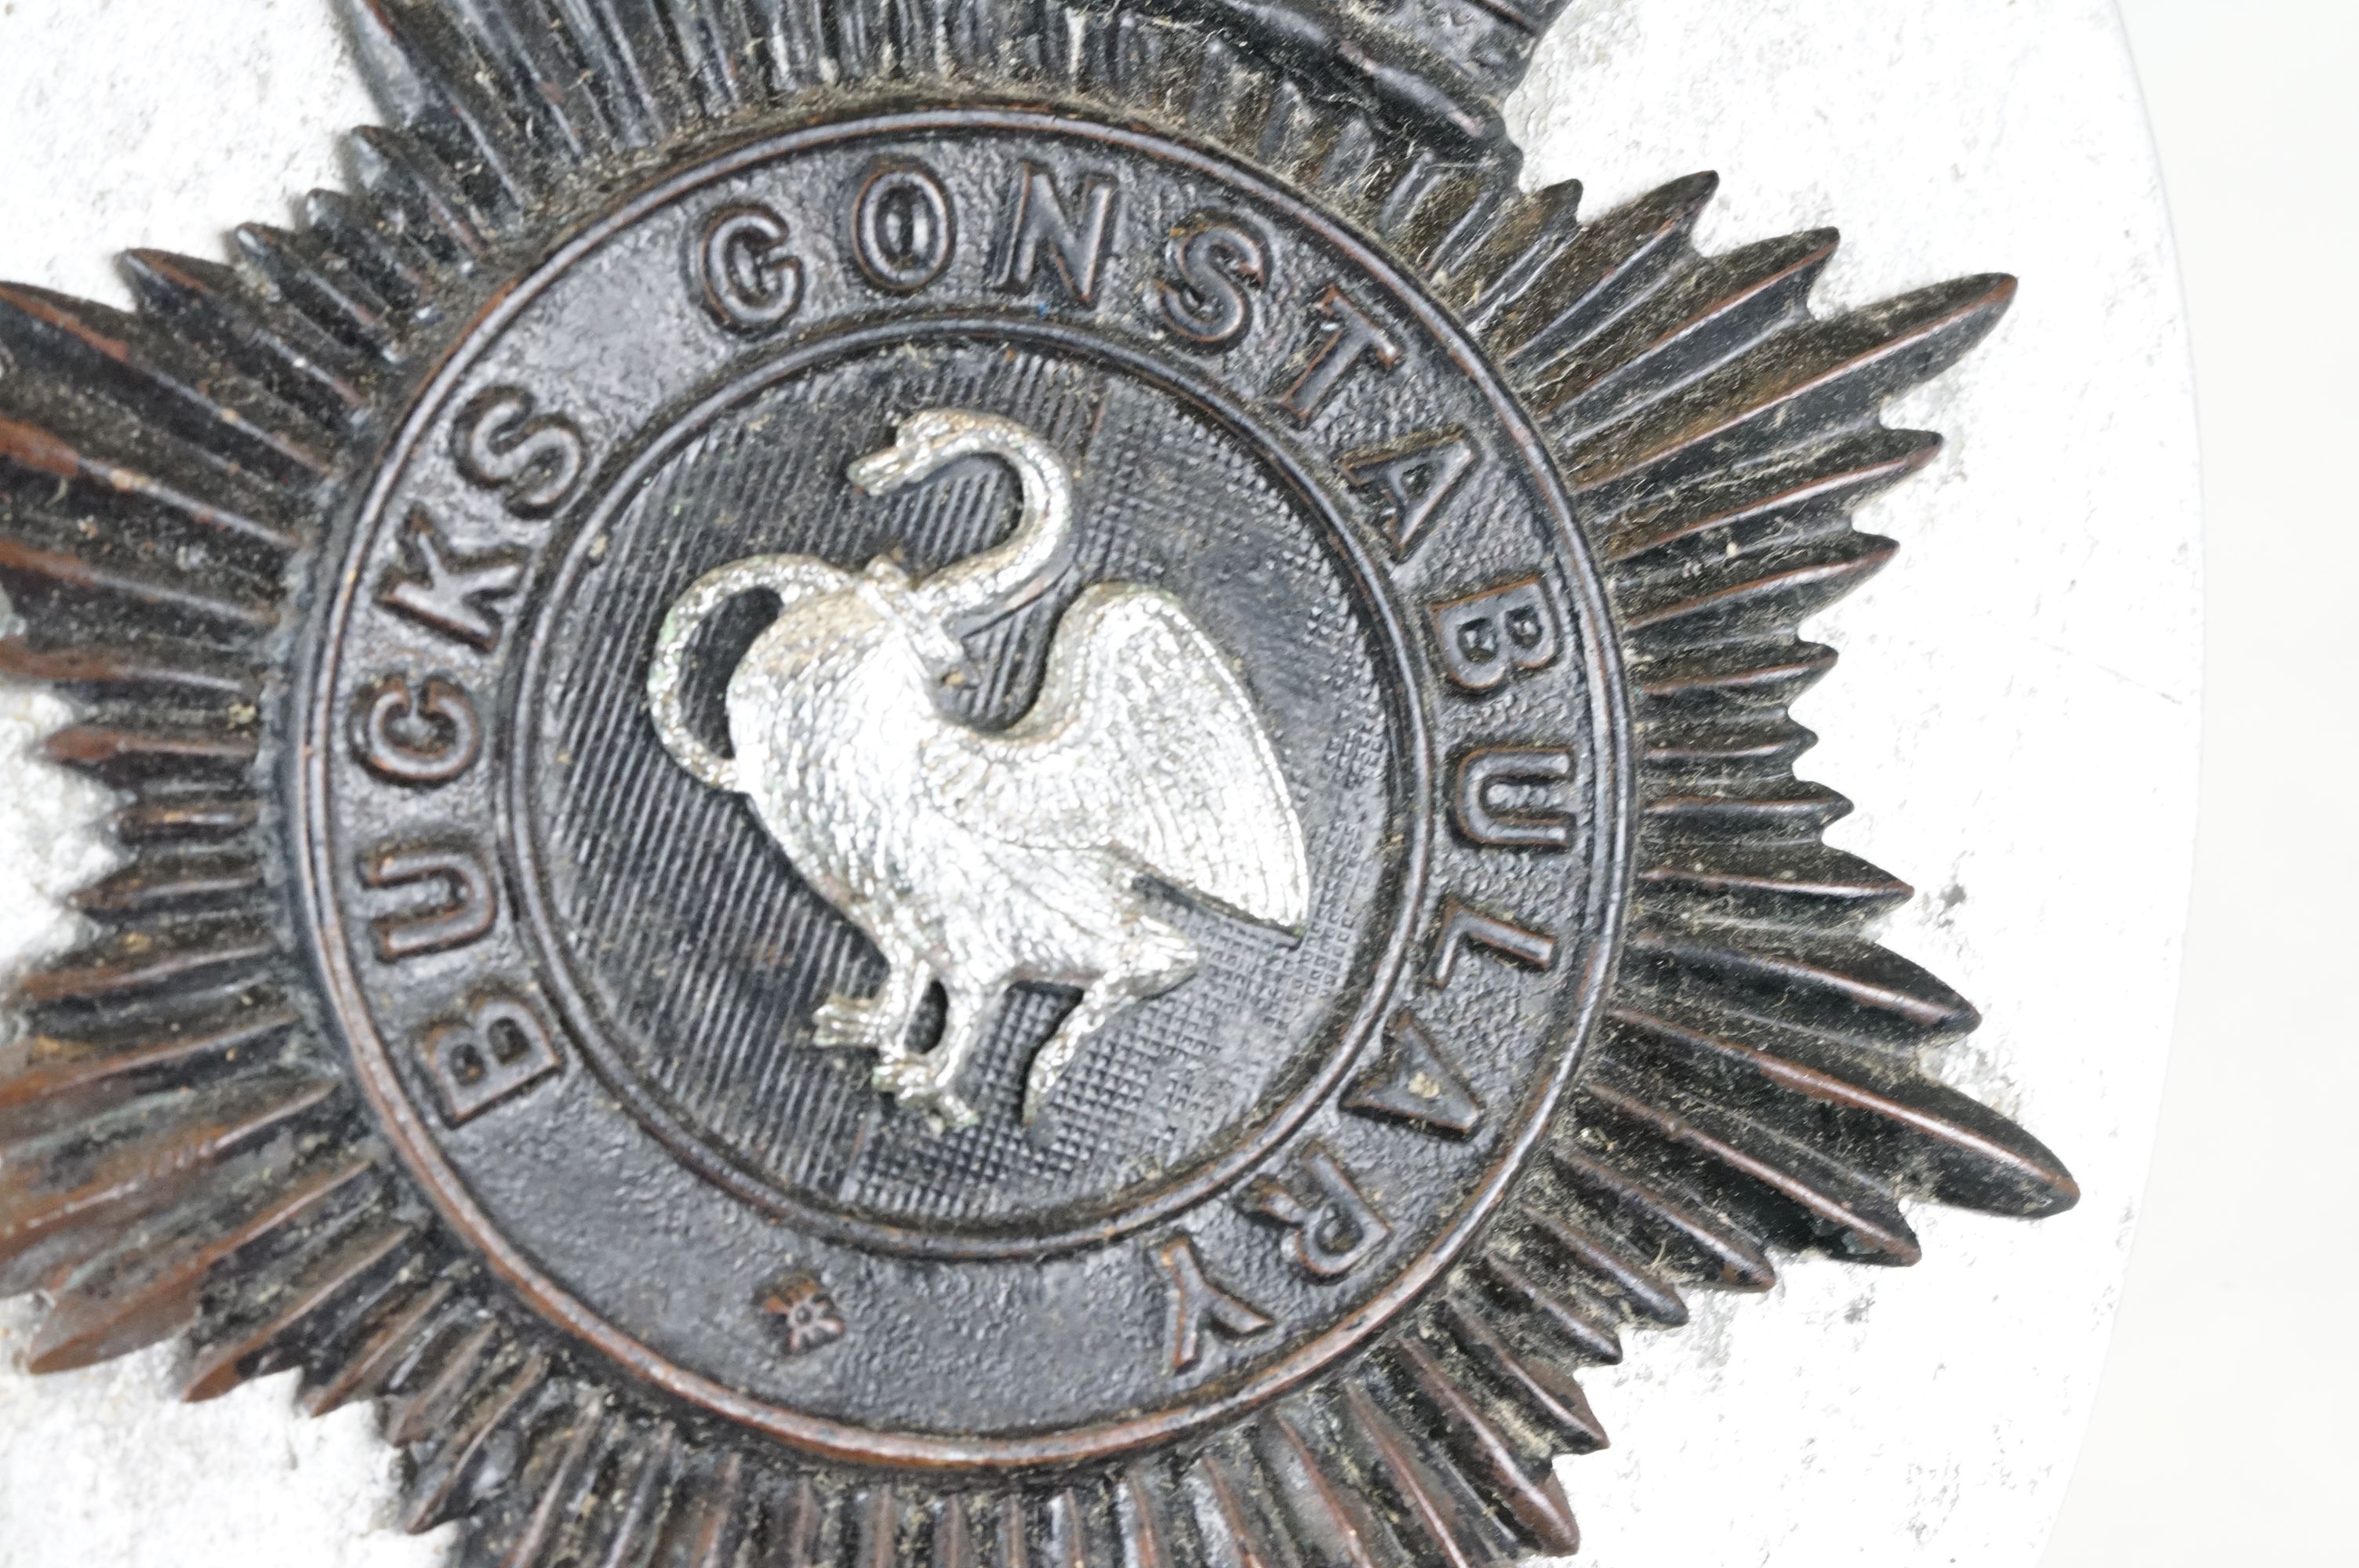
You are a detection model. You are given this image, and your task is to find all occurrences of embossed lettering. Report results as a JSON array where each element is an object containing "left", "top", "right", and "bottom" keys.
[
  {"left": 699, "top": 203, "right": 804, "bottom": 331},
  {"left": 1154, "top": 1235, "right": 1274, "bottom": 1374},
  {"left": 453, "top": 388, "right": 589, "bottom": 518},
  {"left": 1343, "top": 428, "right": 1478, "bottom": 561},
  {"left": 1158, "top": 216, "right": 1266, "bottom": 347},
  {"left": 993, "top": 162, "right": 1118, "bottom": 305},
  {"left": 852, "top": 160, "right": 955, "bottom": 294},
  {"left": 1245, "top": 1142, "right": 1394, "bottom": 1279},
  {"left": 1453, "top": 746, "right": 1576, "bottom": 848},
  {"left": 1430, "top": 575, "right": 1561, "bottom": 692},
  {"left": 1281, "top": 285, "right": 1402, "bottom": 424},
  {"left": 376, "top": 509, "right": 527, "bottom": 652},
  {"left": 1346, "top": 1010, "right": 1484, "bottom": 1138},
  {"left": 421, "top": 992, "right": 562, "bottom": 1125},
  {"left": 1428, "top": 895, "right": 1558, "bottom": 988},
  {"left": 362, "top": 842, "right": 498, "bottom": 962},
  {"left": 352, "top": 674, "right": 482, "bottom": 787}
]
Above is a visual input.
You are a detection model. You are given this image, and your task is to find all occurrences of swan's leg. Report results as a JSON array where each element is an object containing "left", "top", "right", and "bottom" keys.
[
  {"left": 810, "top": 936, "right": 927, "bottom": 1060},
  {"left": 1024, "top": 920, "right": 1198, "bottom": 1124},
  {"left": 873, "top": 985, "right": 990, "bottom": 1132}
]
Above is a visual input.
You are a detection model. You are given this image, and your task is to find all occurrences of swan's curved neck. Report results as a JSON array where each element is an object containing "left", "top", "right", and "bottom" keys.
[{"left": 905, "top": 419, "right": 1073, "bottom": 626}]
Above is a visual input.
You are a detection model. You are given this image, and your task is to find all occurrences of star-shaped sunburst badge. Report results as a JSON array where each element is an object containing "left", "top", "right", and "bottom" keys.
[{"left": 0, "top": 2, "right": 2074, "bottom": 1562}]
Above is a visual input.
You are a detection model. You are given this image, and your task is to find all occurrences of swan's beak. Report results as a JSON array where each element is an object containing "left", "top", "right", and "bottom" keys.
[
  {"left": 849, "top": 411, "right": 969, "bottom": 495},
  {"left": 847, "top": 441, "right": 919, "bottom": 495}
]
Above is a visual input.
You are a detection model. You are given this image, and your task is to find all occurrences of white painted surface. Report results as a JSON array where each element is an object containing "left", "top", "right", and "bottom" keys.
[
  {"left": 2043, "top": 5, "right": 2359, "bottom": 1564},
  {"left": 0, "top": 2, "right": 2198, "bottom": 1563}
]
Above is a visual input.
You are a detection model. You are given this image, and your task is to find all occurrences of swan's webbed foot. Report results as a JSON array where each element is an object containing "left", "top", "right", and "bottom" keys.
[
  {"left": 809, "top": 989, "right": 914, "bottom": 1055},
  {"left": 871, "top": 1054, "right": 979, "bottom": 1133}
]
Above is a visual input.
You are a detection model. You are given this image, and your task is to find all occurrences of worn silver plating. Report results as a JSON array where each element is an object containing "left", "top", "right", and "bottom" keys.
[{"left": 649, "top": 410, "right": 1310, "bottom": 1129}]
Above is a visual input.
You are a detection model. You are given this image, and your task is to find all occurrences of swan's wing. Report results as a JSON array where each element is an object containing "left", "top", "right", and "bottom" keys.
[{"left": 920, "top": 585, "right": 1310, "bottom": 931}]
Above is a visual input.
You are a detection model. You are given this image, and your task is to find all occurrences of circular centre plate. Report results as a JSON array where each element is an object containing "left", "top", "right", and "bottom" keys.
[
  {"left": 296, "top": 107, "right": 1627, "bottom": 1467},
  {"left": 520, "top": 334, "right": 1424, "bottom": 1253}
]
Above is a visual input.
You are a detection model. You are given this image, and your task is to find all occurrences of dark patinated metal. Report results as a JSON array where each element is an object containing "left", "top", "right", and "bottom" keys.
[{"left": 0, "top": 2, "right": 2077, "bottom": 1563}]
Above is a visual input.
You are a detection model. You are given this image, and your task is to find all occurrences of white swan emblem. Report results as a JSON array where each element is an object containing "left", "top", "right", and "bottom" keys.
[{"left": 645, "top": 410, "right": 1310, "bottom": 1131}]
